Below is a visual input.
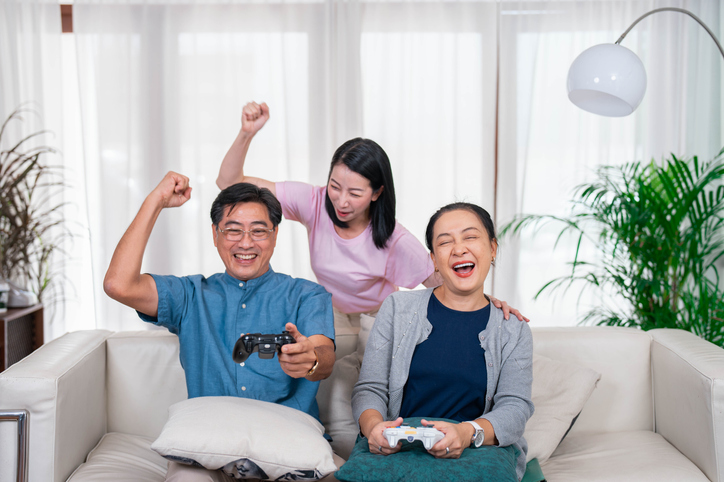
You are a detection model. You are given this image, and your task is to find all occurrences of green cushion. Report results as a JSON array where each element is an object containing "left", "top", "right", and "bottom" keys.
[
  {"left": 522, "top": 458, "right": 546, "bottom": 482},
  {"left": 335, "top": 418, "right": 518, "bottom": 482}
]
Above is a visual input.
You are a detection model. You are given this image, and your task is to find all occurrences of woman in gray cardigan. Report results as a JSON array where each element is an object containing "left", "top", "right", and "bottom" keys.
[{"left": 351, "top": 202, "right": 534, "bottom": 481}]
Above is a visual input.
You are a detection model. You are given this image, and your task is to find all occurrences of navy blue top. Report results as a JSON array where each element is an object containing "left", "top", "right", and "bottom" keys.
[
  {"left": 137, "top": 267, "right": 334, "bottom": 420},
  {"left": 399, "top": 293, "right": 489, "bottom": 422}
]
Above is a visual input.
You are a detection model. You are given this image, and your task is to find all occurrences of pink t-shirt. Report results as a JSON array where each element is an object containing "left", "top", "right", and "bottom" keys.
[{"left": 276, "top": 181, "right": 434, "bottom": 313}]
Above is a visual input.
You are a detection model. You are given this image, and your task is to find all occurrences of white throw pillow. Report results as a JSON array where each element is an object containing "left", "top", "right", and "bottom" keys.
[
  {"left": 524, "top": 353, "right": 601, "bottom": 463},
  {"left": 151, "top": 397, "right": 337, "bottom": 480}
]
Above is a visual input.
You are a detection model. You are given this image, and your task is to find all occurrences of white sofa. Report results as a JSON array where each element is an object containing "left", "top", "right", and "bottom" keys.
[{"left": 1, "top": 325, "right": 723, "bottom": 482}]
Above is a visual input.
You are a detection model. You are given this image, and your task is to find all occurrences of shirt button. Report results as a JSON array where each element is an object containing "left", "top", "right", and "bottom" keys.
[
  {"left": 242, "top": 304, "right": 246, "bottom": 309},
  {"left": 241, "top": 386, "right": 246, "bottom": 391},
  {"left": 481, "top": 336, "right": 485, "bottom": 340},
  {"left": 239, "top": 282, "right": 244, "bottom": 287},
  {"left": 488, "top": 363, "right": 493, "bottom": 367},
  {"left": 487, "top": 396, "right": 492, "bottom": 401},
  {"left": 239, "top": 362, "right": 245, "bottom": 367}
]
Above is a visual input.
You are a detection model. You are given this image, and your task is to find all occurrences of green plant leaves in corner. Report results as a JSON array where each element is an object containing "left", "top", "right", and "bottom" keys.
[{"left": 500, "top": 149, "right": 724, "bottom": 347}]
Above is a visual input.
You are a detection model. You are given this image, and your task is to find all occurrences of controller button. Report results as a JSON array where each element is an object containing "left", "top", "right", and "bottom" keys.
[{"left": 264, "top": 344, "right": 271, "bottom": 349}]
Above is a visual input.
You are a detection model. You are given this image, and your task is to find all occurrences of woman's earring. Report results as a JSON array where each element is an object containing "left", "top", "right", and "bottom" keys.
[{"left": 434, "top": 267, "right": 439, "bottom": 272}]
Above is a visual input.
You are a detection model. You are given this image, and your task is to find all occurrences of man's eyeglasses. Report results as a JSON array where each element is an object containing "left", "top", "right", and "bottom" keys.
[{"left": 217, "top": 227, "right": 274, "bottom": 242}]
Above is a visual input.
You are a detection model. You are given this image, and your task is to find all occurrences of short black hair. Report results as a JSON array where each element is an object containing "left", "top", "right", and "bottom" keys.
[
  {"left": 210, "top": 182, "right": 282, "bottom": 227},
  {"left": 425, "top": 202, "right": 496, "bottom": 251},
  {"left": 324, "top": 138, "right": 396, "bottom": 249}
]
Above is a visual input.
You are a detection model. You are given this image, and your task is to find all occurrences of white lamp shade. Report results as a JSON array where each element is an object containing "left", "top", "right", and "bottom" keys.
[{"left": 567, "top": 43, "right": 647, "bottom": 117}]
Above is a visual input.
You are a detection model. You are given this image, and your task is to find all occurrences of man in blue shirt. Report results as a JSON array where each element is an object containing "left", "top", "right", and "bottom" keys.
[{"left": 104, "top": 171, "right": 336, "bottom": 480}]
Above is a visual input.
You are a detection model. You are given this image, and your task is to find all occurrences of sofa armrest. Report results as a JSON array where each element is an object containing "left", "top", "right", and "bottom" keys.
[
  {"left": 651, "top": 328, "right": 724, "bottom": 482},
  {"left": 0, "top": 330, "right": 113, "bottom": 482}
]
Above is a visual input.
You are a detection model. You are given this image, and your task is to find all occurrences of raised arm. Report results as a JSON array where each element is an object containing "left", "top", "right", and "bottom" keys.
[
  {"left": 103, "top": 171, "right": 192, "bottom": 316},
  {"left": 217, "top": 101, "right": 276, "bottom": 194}
]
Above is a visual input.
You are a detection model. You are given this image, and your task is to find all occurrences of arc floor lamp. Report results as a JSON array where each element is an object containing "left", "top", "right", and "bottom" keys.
[{"left": 567, "top": 7, "right": 724, "bottom": 117}]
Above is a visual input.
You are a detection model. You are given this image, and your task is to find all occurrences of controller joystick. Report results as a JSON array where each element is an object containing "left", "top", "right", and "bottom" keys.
[
  {"left": 233, "top": 331, "right": 296, "bottom": 363},
  {"left": 382, "top": 425, "right": 445, "bottom": 451}
]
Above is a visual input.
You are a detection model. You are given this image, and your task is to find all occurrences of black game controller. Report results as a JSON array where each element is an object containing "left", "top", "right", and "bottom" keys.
[{"left": 233, "top": 331, "right": 296, "bottom": 363}]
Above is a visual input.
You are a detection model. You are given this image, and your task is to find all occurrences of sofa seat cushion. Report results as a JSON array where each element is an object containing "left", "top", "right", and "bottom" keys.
[
  {"left": 67, "top": 432, "right": 167, "bottom": 482},
  {"left": 541, "top": 431, "right": 709, "bottom": 481}
]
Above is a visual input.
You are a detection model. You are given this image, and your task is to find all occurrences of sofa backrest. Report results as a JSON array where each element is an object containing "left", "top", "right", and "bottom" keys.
[
  {"left": 532, "top": 326, "right": 653, "bottom": 434},
  {"left": 105, "top": 326, "right": 654, "bottom": 439},
  {"left": 105, "top": 327, "right": 361, "bottom": 439},
  {"left": 106, "top": 331, "right": 187, "bottom": 439}
]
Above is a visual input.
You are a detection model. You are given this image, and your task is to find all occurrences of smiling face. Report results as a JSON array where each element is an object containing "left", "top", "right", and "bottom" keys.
[
  {"left": 430, "top": 209, "right": 497, "bottom": 299},
  {"left": 326, "top": 163, "right": 382, "bottom": 228},
  {"left": 212, "top": 201, "right": 277, "bottom": 281}
]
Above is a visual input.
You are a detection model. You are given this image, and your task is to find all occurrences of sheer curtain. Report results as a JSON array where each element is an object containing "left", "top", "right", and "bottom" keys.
[
  {"left": 0, "top": 0, "right": 64, "bottom": 340},
  {"left": 494, "top": 0, "right": 723, "bottom": 326},
  {"left": 73, "top": 0, "right": 499, "bottom": 331},
  {"left": 70, "top": 0, "right": 722, "bottom": 332}
]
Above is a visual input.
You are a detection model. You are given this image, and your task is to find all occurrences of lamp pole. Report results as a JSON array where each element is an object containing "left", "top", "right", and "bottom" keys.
[{"left": 615, "top": 7, "right": 724, "bottom": 60}]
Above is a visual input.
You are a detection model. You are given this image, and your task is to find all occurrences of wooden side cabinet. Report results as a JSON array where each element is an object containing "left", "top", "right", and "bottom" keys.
[{"left": 0, "top": 304, "right": 43, "bottom": 372}]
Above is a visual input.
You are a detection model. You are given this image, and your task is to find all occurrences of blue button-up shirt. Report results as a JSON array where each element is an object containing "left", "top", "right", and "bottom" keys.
[{"left": 138, "top": 267, "right": 334, "bottom": 420}]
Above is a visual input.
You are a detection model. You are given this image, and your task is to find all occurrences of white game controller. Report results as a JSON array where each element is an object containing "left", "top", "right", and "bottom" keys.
[{"left": 383, "top": 425, "right": 444, "bottom": 450}]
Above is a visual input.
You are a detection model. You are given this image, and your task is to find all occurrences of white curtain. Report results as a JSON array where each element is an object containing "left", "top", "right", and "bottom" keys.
[
  {"left": 0, "top": 0, "right": 65, "bottom": 341},
  {"left": 494, "top": 0, "right": 723, "bottom": 326},
  {"left": 73, "top": 0, "right": 499, "bottom": 331},
  {"left": 69, "top": 0, "right": 722, "bottom": 332}
]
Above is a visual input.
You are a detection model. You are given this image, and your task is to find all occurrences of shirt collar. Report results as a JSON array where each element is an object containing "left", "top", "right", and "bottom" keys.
[{"left": 222, "top": 265, "right": 276, "bottom": 290}]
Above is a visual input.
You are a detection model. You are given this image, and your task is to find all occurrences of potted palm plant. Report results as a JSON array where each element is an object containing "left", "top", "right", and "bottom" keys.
[
  {"left": 501, "top": 149, "right": 724, "bottom": 347},
  {"left": 0, "top": 107, "right": 68, "bottom": 309}
]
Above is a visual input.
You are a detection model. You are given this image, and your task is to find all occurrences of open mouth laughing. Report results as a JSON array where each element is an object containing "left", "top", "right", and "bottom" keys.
[
  {"left": 234, "top": 253, "right": 258, "bottom": 263},
  {"left": 452, "top": 261, "right": 475, "bottom": 277}
]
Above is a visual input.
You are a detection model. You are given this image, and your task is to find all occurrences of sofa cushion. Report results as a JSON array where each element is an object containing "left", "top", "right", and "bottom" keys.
[
  {"left": 532, "top": 327, "right": 653, "bottom": 435},
  {"left": 67, "top": 432, "right": 167, "bottom": 482},
  {"left": 151, "top": 397, "right": 337, "bottom": 480},
  {"left": 524, "top": 353, "right": 601, "bottom": 463},
  {"left": 106, "top": 331, "right": 187, "bottom": 439},
  {"left": 541, "top": 431, "right": 710, "bottom": 481},
  {"left": 336, "top": 418, "right": 519, "bottom": 482}
]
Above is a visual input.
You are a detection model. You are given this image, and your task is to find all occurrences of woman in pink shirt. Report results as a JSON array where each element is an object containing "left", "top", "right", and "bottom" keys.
[{"left": 217, "top": 102, "right": 523, "bottom": 325}]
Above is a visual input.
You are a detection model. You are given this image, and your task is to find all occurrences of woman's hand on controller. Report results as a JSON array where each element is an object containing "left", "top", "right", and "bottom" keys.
[
  {"left": 421, "top": 419, "right": 470, "bottom": 459},
  {"left": 368, "top": 417, "right": 403, "bottom": 456}
]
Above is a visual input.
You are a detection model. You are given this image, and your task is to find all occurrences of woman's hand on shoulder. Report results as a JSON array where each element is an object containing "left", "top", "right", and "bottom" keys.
[
  {"left": 421, "top": 419, "right": 472, "bottom": 459},
  {"left": 367, "top": 417, "right": 404, "bottom": 456},
  {"left": 488, "top": 295, "right": 530, "bottom": 322}
]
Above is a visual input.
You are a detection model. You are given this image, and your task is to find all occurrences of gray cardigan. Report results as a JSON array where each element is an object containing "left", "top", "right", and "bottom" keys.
[{"left": 351, "top": 288, "right": 534, "bottom": 481}]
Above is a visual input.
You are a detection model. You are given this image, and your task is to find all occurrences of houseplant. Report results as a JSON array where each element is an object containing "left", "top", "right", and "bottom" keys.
[
  {"left": 501, "top": 149, "right": 724, "bottom": 347},
  {"left": 0, "top": 106, "right": 68, "bottom": 307}
]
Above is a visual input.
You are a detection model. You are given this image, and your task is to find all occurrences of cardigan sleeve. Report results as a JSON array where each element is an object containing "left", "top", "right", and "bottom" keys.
[
  {"left": 351, "top": 294, "right": 397, "bottom": 424},
  {"left": 482, "top": 320, "right": 534, "bottom": 447}
]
